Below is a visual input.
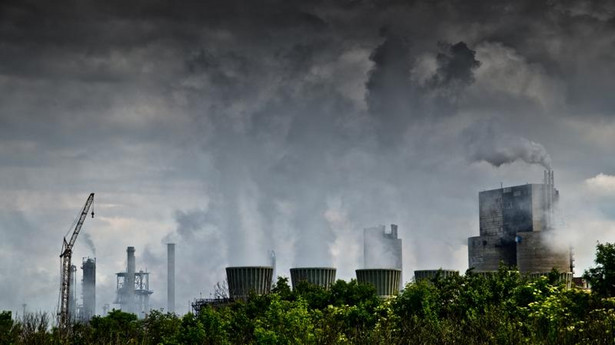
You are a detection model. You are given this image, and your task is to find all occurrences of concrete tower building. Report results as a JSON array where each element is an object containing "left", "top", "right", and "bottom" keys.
[{"left": 468, "top": 171, "right": 572, "bottom": 275}]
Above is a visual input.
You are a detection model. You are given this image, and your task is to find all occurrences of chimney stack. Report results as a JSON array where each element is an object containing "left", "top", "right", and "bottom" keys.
[
  {"left": 126, "top": 246, "right": 136, "bottom": 313},
  {"left": 167, "top": 243, "right": 175, "bottom": 313}
]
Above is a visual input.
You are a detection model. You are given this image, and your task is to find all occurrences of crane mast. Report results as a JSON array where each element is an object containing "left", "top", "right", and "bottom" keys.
[{"left": 59, "top": 193, "right": 94, "bottom": 329}]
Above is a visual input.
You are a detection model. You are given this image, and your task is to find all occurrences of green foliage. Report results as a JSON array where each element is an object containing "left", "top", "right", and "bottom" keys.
[
  {"left": 142, "top": 310, "right": 181, "bottom": 344},
  {"left": 18, "top": 312, "right": 50, "bottom": 345},
  {"left": 254, "top": 295, "right": 315, "bottom": 344},
  {"left": 0, "top": 311, "right": 19, "bottom": 344},
  {"left": 584, "top": 242, "right": 615, "bottom": 297},
  {"left": 271, "top": 277, "right": 293, "bottom": 300},
  {"left": 88, "top": 309, "right": 141, "bottom": 344}
]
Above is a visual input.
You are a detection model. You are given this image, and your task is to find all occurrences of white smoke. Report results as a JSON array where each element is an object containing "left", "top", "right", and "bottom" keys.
[{"left": 463, "top": 121, "right": 552, "bottom": 169}]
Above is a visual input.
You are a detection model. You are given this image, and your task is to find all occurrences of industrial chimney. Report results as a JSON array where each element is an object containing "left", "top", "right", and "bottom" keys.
[
  {"left": 126, "top": 246, "right": 136, "bottom": 314},
  {"left": 81, "top": 257, "right": 96, "bottom": 321},
  {"left": 167, "top": 243, "right": 175, "bottom": 313}
]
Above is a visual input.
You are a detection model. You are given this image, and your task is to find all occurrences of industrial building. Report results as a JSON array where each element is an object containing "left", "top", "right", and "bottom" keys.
[
  {"left": 468, "top": 171, "right": 573, "bottom": 274},
  {"left": 115, "top": 246, "right": 153, "bottom": 317}
]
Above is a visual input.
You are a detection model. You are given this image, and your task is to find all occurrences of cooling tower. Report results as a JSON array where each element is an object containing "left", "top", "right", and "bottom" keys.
[
  {"left": 355, "top": 269, "right": 401, "bottom": 297},
  {"left": 414, "top": 269, "right": 459, "bottom": 282},
  {"left": 290, "top": 267, "right": 336, "bottom": 290},
  {"left": 81, "top": 257, "right": 96, "bottom": 321},
  {"left": 515, "top": 232, "right": 572, "bottom": 274},
  {"left": 226, "top": 266, "right": 273, "bottom": 300}
]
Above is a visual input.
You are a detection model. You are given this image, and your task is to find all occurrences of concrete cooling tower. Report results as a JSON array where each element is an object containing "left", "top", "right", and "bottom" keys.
[
  {"left": 355, "top": 268, "right": 401, "bottom": 297},
  {"left": 226, "top": 266, "right": 273, "bottom": 300},
  {"left": 414, "top": 269, "right": 459, "bottom": 282},
  {"left": 290, "top": 267, "right": 336, "bottom": 290}
]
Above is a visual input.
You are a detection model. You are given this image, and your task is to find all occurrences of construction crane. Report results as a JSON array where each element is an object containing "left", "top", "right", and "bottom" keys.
[{"left": 58, "top": 193, "right": 94, "bottom": 329}]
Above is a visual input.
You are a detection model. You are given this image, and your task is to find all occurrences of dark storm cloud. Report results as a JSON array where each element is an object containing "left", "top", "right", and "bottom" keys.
[
  {"left": 431, "top": 42, "right": 480, "bottom": 88},
  {"left": 1, "top": 0, "right": 615, "bottom": 315}
]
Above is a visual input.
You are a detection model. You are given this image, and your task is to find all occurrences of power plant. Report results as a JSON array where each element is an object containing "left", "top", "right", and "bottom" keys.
[{"left": 57, "top": 172, "right": 581, "bottom": 322}]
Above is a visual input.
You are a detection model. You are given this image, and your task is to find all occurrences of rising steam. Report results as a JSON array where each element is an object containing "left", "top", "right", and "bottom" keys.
[{"left": 463, "top": 121, "right": 551, "bottom": 169}]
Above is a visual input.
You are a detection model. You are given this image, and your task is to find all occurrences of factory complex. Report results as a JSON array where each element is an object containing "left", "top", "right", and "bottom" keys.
[{"left": 64, "top": 170, "right": 581, "bottom": 321}]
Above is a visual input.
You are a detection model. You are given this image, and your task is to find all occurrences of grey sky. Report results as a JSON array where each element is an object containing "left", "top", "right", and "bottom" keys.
[{"left": 1, "top": 0, "right": 615, "bottom": 316}]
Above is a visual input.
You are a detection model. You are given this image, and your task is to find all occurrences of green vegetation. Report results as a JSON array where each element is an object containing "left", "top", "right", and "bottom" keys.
[
  {"left": 5, "top": 243, "right": 615, "bottom": 344},
  {"left": 584, "top": 242, "right": 615, "bottom": 298}
]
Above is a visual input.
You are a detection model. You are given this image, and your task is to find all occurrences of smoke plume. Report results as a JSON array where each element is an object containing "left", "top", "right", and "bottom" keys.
[
  {"left": 81, "top": 232, "right": 96, "bottom": 256},
  {"left": 463, "top": 121, "right": 552, "bottom": 169}
]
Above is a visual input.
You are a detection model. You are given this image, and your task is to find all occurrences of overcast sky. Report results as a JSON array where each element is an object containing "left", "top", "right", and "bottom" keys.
[{"left": 1, "top": 0, "right": 615, "bottom": 317}]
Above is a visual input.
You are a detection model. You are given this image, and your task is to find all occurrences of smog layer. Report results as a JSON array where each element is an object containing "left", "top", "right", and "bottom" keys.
[{"left": 1, "top": 0, "right": 615, "bottom": 315}]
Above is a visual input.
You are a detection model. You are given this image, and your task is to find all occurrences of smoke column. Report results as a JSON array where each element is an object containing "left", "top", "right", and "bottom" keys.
[
  {"left": 463, "top": 121, "right": 552, "bottom": 169},
  {"left": 82, "top": 232, "right": 96, "bottom": 256}
]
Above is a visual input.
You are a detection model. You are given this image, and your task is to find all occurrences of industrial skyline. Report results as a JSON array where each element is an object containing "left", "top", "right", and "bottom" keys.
[{"left": 1, "top": 0, "right": 615, "bottom": 316}]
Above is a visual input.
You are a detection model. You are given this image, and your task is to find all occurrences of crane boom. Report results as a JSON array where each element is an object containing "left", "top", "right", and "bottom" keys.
[{"left": 59, "top": 193, "right": 94, "bottom": 330}]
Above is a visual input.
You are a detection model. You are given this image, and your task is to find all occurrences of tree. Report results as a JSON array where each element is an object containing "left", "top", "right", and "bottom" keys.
[
  {"left": 584, "top": 242, "right": 615, "bottom": 297},
  {"left": 0, "top": 311, "right": 19, "bottom": 344},
  {"left": 89, "top": 309, "right": 141, "bottom": 344}
]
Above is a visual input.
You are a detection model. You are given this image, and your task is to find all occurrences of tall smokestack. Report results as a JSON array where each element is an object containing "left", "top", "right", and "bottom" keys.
[
  {"left": 126, "top": 246, "right": 136, "bottom": 314},
  {"left": 167, "top": 243, "right": 175, "bottom": 313}
]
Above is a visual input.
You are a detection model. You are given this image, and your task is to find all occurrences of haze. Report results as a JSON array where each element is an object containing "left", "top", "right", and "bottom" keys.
[{"left": 1, "top": 0, "right": 615, "bottom": 316}]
